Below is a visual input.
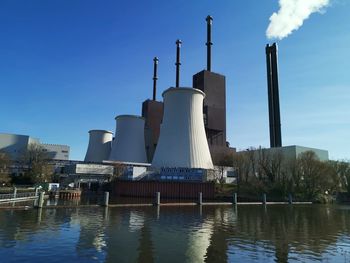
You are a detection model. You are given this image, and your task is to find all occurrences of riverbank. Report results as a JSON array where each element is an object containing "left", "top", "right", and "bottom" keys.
[{"left": 0, "top": 200, "right": 313, "bottom": 210}]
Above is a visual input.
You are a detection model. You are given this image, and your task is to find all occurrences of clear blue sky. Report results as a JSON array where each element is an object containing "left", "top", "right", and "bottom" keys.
[{"left": 0, "top": 0, "right": 349, "bottom": 161}]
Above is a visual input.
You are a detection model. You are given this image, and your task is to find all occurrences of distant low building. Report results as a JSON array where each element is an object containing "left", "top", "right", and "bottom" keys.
[
  {"left": 240, "top": 145, "right": 329, "bottom": 162},
  {"left": 0, "top": 133, "right": 70, "bottom": 161}
]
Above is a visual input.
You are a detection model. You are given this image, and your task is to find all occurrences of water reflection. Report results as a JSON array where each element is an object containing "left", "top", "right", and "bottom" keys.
[{"left": 0, "top": 205, "right": 349, "bottom": 262}]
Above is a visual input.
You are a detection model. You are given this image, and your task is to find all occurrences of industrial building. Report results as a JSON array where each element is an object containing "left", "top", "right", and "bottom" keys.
[
  {"left": 0, "top": 133, "right": 70, "bottom": 161},
  {"left": 141, "top": 16, "right": 235, "bottom": 164},
  {"left": 63, "top": 163, "right": 114, "bottom": 190},
  {"left": 238, "top": 145, "right": 329, "bottom": 162},
  {"left": 79, "top": 15, "right": 330, "bottom": 187}
]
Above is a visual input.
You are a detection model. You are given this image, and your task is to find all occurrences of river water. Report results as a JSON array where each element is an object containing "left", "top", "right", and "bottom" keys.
[{"left": 0, "top": 204, "right": 350, "bottom": 263}]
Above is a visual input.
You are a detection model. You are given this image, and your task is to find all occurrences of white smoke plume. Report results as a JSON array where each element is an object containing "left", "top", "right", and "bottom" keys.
[{"left": 266, "top": 0, "right": 330, "bottom": 40}]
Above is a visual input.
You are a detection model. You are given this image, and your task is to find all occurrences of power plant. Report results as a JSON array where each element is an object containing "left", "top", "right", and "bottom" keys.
[
  {"left": 0, "top": 15, "right": 331, "bottom": 196},
  {"left": 79, "top": 15, "right": 328, "bottom": 184}
]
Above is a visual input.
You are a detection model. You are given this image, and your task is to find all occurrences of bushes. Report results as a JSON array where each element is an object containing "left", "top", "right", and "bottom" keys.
[{"left": 232, "top": 149, "right": 350, "bottom": 203}]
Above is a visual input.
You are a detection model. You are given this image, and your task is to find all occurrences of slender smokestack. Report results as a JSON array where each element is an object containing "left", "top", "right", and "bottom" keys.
[
  {"left": 175, "top": 39, "right": 182, "bottom": 88},
  {"left": 266, "top": 44, "right": 274, "bottom": 147},
  {"left": 271, "top": 43, "right": 282, "bottom": 147},
  {"left": 206, "top": 15, "right": 213, "bottom": 72},
  {"left": 266, "top": 43, "right": 282, "bottom": 148},
  {"left": 152, "top": 57, "right": 158, "bottom": 101}
]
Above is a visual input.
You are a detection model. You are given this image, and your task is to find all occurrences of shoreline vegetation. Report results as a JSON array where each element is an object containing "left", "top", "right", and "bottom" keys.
[
  {"left": 1, "top": 146, "right": 350, "bottom": 204},
  {"left": 214, "top": 148, "right": 350, "bottom": 204}
]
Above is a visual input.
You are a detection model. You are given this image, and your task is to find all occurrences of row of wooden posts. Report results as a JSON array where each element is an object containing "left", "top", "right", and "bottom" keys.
[
  {"left": 101, "top": 192, "right": 295, "bottom": 206},
  {"left": 33, "top": 191, "right": 294, "bottom": 208}
]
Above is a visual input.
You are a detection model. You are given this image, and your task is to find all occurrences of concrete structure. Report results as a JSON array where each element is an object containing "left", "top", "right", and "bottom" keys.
[
  {"left": 152, "top": 87, "right": 213, "bottom": 169},
  {"left": 142, "top": 100, "right": 164, "bottom": 162},
  {"left": 84, "top": 130, "right": 113, "bottom": 163},
  {"left": 0, "top": 133, "right": 69, "bottom": 161},
  {"left": 109, "top": 115, "right": 148, "bottom": 163}
]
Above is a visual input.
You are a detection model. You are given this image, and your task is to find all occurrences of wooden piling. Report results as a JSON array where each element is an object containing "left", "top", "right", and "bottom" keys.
[
  {"left": 103, "top": 192, "right": 109, "bottom": 207},
  {"left": 155, "top": 192, "right": 160, "bottom": 206},
  {"left": 233, "top": 193, "right": 237, "bottom": 205},
  {"left": 198, "top": 192, "right": 203, "bottom": 205}
]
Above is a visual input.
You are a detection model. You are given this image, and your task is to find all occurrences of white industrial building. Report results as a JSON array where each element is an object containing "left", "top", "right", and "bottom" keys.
[
  {"left": 238, "top": 145, "right": 329, "bottom": 162},
  {"left": 0, "top": 133, "right": 70, "bottom": 161}
]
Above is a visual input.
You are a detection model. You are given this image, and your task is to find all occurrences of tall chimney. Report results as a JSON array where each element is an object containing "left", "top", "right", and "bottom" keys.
[
  {"left": 175, "top": 39, "right": 182, "bottom": 88},
  {"left": 206, "top": 15, "right": 213, "bottom": 72},
  {"left": 152, "top": 57, "right": 158, "bottom": 101},
  {"left": 266, "top": 43, "right": 282, "bottom": 148}
]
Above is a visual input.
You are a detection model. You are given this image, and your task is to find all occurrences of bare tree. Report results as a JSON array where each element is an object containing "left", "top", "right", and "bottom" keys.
[
  {"left": 297, "top": 151, "right": 333, "bottom": 200},
  {"left": 328, "top": 160, "right": 350, "bottom": 194},
  {"left": 213, "top": 152, "right": 233, "bottom": 187},
  {"left": 0, "top": 152, "right": 11, "bottom": 185},
  {"left": 111, "top": 162, "right": 126, "bottom": 181},
  {"left": 20, "top": 144, "right": 54, "bottom": 184}
]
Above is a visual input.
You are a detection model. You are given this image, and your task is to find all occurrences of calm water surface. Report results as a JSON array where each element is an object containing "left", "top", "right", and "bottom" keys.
[{"left": 1, "top": 204, "right": 350, "bottom": 263}]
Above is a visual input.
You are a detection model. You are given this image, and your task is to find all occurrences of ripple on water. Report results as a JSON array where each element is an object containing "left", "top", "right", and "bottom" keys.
[{"left": 1, "top": 205, "right": 350, "bottom": 262}]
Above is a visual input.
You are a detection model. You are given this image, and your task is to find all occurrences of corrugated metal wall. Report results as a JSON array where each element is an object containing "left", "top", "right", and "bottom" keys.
[{"left": 112, "top": 181, "right": 215, "bottom": 199}]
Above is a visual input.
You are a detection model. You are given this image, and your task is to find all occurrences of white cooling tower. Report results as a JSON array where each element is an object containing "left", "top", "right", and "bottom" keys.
[
  {"left": 109, "top": 115, "right": 148, "bottom": 163},
  {"left": 84, "top": 130, "right": 113, "bottom": 162},
  {"left": 152, "top": 87, "right": 213, "bottom": 169}
]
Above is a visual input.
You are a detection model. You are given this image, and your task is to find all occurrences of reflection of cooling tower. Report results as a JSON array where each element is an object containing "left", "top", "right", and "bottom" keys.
[
  {"left": 109, "top": 115, "right": 148, "bottom": 163},
  {"left": 84, "top": 130, "right": 113, "bottom": 162},
  {"left": 152, "top": 87, "right": 213, "bottom": 169}
]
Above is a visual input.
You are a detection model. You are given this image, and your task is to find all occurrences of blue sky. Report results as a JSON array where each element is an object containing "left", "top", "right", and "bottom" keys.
[{"left": 0, "top": 0, "right": 349, "bottom": 161}]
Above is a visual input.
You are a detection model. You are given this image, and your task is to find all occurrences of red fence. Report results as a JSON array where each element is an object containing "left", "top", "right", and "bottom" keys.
[{"left": 112, "top": 181, "right": 215, "bottom": 199}]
